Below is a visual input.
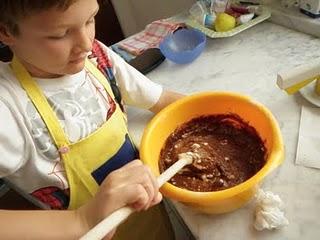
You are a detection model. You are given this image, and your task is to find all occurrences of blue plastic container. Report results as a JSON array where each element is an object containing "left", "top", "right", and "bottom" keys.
[{"left": 159, "top": 29, "right": 206, "bottom": 64}]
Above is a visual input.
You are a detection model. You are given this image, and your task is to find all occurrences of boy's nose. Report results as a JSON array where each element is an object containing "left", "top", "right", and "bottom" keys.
[{"left": 74, "top": 28, "right": 93, "bottom": 53}]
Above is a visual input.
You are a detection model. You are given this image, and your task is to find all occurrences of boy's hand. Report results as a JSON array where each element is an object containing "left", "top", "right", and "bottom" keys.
[
  {"left": 78, "top": 160, "right": 161, "bottom": 238},
  {"left": 100, "top": 160, "right": 162, "bottom": 211}
]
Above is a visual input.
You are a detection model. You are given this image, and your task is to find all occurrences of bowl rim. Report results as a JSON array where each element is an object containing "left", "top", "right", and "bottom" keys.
[{"left": 140, "top": 91, "right": 285, "bottom": 203}]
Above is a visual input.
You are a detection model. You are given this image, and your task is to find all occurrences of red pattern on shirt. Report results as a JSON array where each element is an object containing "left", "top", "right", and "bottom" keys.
[{"left": 32, "top": 187, "right": 70, "bottom": 209}]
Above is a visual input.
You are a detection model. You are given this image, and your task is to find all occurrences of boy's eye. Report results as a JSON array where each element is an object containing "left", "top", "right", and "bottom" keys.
[
  {"left": 48, "top": 33, "right": 67, "bottom": 40},
  {"left": 47, "top": 16, "right": 95, "bottom": 40}
]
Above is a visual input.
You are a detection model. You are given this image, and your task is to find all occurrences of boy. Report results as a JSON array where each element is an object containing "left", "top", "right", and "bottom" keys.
[
  {"left": 0, "top": 0, "right": 182, "bottom": 239},
  {"left": 1, "top": 160, "right": 162, "bottom": 239}
]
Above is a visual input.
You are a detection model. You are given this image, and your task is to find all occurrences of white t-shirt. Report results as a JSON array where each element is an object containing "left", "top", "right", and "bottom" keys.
[{"left": 0, "top": 45, "right": 162, "bottom": 206}]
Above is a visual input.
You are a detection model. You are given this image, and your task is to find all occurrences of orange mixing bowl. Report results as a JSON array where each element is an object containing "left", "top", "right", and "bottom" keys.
[{"left": 140, "top": 92, "right": 284, "bottom": 214}]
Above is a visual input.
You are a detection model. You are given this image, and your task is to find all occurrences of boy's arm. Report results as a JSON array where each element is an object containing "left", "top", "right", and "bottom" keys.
[
  {"left": 149, "top": 90, "right": 185, "bottom": 114},
  {"left": 0, "top": 209, "right": 86, "bottom": 240},
  {"left": 0, "top": 207, "right": 116, "bottom": 240},
  {"left": 0, "top": 160, "right": 161, "bottom": 240}
]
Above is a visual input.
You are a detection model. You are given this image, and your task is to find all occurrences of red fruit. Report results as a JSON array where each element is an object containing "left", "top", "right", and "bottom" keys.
[
  {"left": 225, "top": 8, "right": 241, "bottom": 18},
  {"left": 230, "top": 5, "right": 250, "bottom": 14}
]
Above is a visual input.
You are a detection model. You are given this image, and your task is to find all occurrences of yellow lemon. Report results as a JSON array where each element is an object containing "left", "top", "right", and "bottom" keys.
[{"left": 214, "top": 13, "right": 236, "bottom": 32}]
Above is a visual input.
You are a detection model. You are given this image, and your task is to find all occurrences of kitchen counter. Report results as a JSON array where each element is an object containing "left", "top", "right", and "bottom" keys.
[
  {"left": 267, "top": 0, "right": 320, "bottom": 38},
  {"left": 127, "top": 21, "right": 320, "bottom": 240}
]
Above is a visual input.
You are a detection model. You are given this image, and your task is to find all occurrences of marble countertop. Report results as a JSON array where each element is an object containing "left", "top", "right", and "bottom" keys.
[
  {"left": 127, "top": 21, "right": 320, "bottom": 240},
  {"left": 267, "top": 0, "right": 320, "bottom": 38}
]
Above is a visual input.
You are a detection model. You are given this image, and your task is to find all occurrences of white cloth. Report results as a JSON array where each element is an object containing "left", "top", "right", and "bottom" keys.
[
  {"left": 0, "top": 45, "right": 162, "bottom": 195},
  {"left": 296, "top": 106, "right": 320, "bottom": 169},
  {"left": 254, "top": 189, "right": 289, "bottom": 231}
]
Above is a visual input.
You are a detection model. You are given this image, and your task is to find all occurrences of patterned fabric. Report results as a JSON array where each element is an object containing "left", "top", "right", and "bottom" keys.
[
  {"left": 31, "top": 187, "right": 70, "bottom": 209},
  {"left": 90, "top": 40, "right": 124, "bottom": 111},
  {"left": 118, "top": 19, "right": 185, "bottom": 56},
  {"left": 110, "top": 44, "right": 135, "bottom": 62}
]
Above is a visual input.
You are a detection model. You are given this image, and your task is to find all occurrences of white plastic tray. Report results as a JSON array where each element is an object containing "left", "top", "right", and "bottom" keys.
[{"left": 186, "top": 6, "right": 271, "bottom": 38}]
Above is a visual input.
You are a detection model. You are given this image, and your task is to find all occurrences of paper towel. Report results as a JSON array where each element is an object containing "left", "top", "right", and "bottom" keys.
[
  {"left": 254, "top": 189, "right": 289, "bottom": 231},
  {"left": 296, "top": 106, "right": 320, "bottom": 169}
]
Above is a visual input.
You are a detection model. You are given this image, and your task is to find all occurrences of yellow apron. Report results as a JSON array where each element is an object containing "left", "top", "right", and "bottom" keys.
[{"left": 11, "top": 56, "right": 174, "bottom": 240}]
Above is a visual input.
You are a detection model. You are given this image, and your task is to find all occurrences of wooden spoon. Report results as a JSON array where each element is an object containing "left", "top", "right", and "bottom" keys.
[{"left": 80, "top": 152, "right": 194, "bottom": 240}]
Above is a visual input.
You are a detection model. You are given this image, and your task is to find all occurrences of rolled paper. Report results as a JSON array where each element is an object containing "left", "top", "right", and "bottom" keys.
[{"left": 277, "top": 60, "right": 320, "bottom": 95}]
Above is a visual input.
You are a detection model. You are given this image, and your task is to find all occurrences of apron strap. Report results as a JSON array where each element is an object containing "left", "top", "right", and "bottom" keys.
[
  {"left": 11, "top": 56, "right": 70, "bottom": 148},
  {"left": 90, "top": 40, "right": 124, "bottom": 111},
  {"left": 11, "top": 56, "right": 121, "bottom": 149},
  {"left": 84, "top": 58, "right": 116, "bottom": 98}
]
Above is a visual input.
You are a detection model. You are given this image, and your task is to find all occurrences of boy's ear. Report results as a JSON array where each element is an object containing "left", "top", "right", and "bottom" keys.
[{"left": 0, "top": 24, "right": 15, "bottom": 46}]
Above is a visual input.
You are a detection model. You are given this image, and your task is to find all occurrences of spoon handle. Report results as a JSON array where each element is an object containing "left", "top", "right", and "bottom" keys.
[{"left": 80, "top": 157, "right": 192, "bottom": 240}]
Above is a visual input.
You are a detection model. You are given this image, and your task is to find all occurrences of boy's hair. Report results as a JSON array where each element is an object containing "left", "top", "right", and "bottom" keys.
[{"left": 0, "top": 0, "right": 78, "bottom": 35}]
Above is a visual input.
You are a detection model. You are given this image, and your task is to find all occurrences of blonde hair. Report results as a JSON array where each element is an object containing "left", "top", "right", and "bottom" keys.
[{"left": 0, "top": 0, "right": 78, "bottom": 35}]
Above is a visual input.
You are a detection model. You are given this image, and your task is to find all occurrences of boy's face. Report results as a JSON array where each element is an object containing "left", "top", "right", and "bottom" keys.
[{"left": 3, "top": 0, "right": 99, "bottom": 78}]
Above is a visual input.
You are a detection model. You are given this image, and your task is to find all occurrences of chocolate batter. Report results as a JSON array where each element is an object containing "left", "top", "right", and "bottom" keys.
[{"left": 159, "top": 114, "right": 267, "bottom": 192}]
